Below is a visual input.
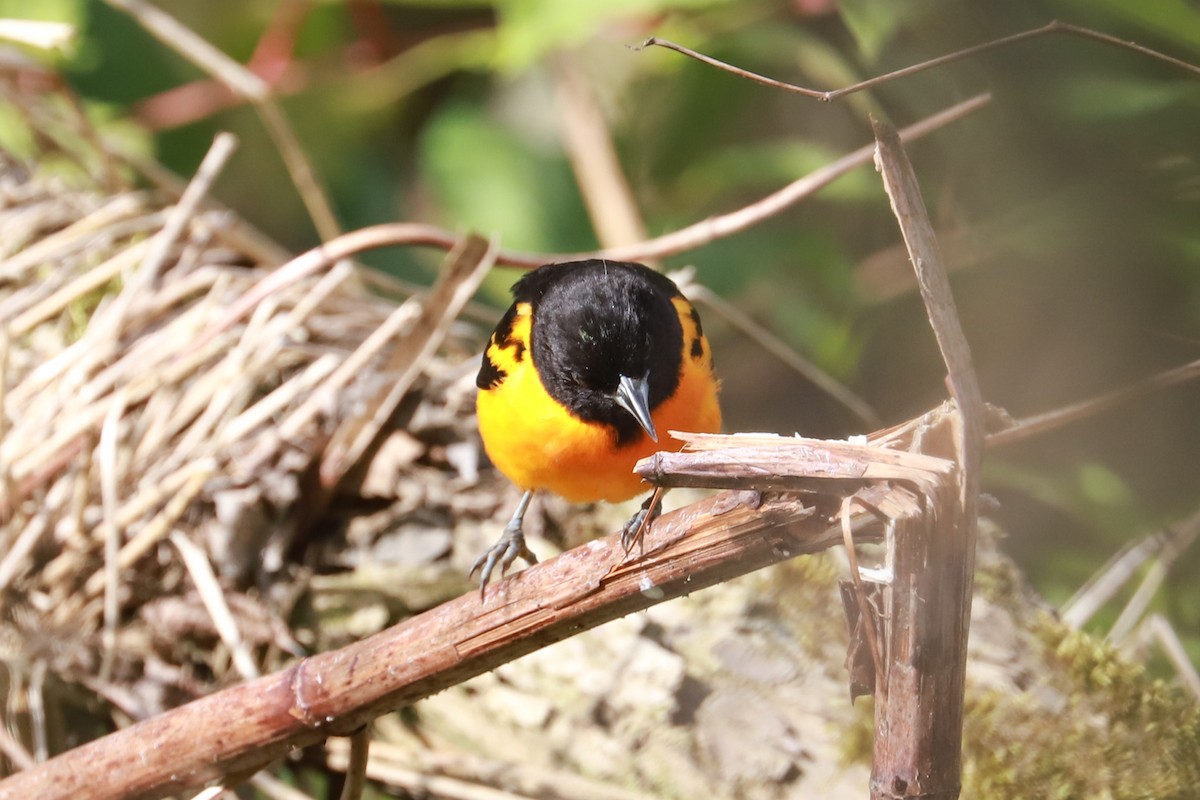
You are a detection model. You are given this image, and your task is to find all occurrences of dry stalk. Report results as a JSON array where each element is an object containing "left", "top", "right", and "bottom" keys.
[{"left": 551, "top": 54, "right": 648, "bottom": 251}]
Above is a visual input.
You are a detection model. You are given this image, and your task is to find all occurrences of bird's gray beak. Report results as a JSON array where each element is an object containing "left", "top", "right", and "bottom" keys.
[{"left": 614, "top": 373, "right": 658, "bottom": 442}]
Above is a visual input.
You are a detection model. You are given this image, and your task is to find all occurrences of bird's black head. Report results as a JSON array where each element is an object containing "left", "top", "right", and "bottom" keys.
[{"left": 519, "top": 260, "right": 685, "bottom": 446}]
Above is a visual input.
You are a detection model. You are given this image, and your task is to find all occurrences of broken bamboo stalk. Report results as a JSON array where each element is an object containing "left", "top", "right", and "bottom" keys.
[{"left": 867, "top": 117, "right": 985, "bottom": 800}]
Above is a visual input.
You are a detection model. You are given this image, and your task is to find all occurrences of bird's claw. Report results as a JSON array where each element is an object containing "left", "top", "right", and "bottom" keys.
[
  {"left": 470, "top": 520, "right": 539, "bottom": 598},
  {"left": 621, "top": 492, "right": 663, "bottom": 553}
]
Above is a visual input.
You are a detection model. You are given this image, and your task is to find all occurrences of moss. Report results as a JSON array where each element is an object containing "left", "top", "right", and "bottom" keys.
[
  {"left": 831, "top": 540, "right": 1200, "bottom": 798},
  {"left": 972, "top": 538, "right": 1027, "bottom": 606},
  {"left": 961, "top": 613, "right": 1200, "bottom": 798},
  {"left": 839, "top": 696, "right": 875, "bottom": 767},
  {"left": 759, "top": 553, "right": 846, "bottom": 655}
]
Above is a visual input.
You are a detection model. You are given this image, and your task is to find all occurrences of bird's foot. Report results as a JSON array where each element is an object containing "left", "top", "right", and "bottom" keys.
[
  {"left": 470, "top": 518, "right": 539, "bottom": 598},
  {"left": 621, "top": 491, "right": 664, "bottom": 553}
]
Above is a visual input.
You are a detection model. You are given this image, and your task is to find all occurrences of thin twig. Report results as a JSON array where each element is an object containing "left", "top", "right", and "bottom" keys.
[
  {"left": 256, "top": 100, "right": 342, "bottom": 239},
  {"left": 9, "top": 323, "right": 231, "bottom": 484},
  {"left": 643, "top": 21, "right": 1200, "bottom": 102},
  {"left": 987, "top": 357, "right": 1200, "bottom": 447},
  {"left": 337, "top": 728, "right": 371, "bottom": 800},
  {"left": 687, "top": 283, "right": 880, "bottom": 427},
  {"left": 109, "top": 145, "right": 294, "bottom": 267},
  {"left": 318, "top": 236, "right": 497, "bottom": 489},
  {"left": 0, "top": 516, "right": 47, "bottom": 592},
  {"left": 28, "top": 661, "right": 48, "bottom": 762},
  {"left": 544, "top": 94, "right": 989, "bottom": 266},
  {"left": 188, "top": 223, "right": 453, "bottom": 355},
  {"left": 0, "top": 722, "right": 35, "bottom": 772},
  {"left": 8, "top": 240, "right": 150, "bottom": 337},
  {"left": 82, "top": 461, "right": 217, "bottom": 598},
  {"left": 171, "top": 532, "right": 261, "bottom": 681},
  {"left": 0, "top": 194, "right": 150, "bottom": 284},
  {"left": 1107, "top": 510, "right": 1200, "bottom": 643},
  {"left": 840, "top": 496, "right": 886, "bottom": 701},
  {"left": 101, "top": 0, "right": 268, "bottom": 99},
  {"left": 219, "top": 354, "right": 340, "bottom": 447},
  {"left": 1108, "top": 559, "right": 1168, "bottom": 645},
  {"left": 1145, "top": 615, "right": 1200, "bottom": 699},
  {"left": 133, "top": 132, "right": 238, "bottom": 292},
  {"left": 275, "top": 302, "right": 421, "bottom": 442},
  {"left": 1061, "top": 530, "right": 1168, "bottom": 629},
  {"left": 102, "top": 0, "right": 341, "bottom": 240},
  {"left": 99, "top": 387, "right": 128, "bottom": 683}
]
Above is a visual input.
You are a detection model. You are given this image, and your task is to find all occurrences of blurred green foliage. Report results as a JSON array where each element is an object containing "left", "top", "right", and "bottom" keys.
[{"left": 6, "top": 0, "right": 1199, "bottom": 716}]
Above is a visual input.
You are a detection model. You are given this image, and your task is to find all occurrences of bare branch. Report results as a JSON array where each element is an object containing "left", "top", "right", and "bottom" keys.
[
  {"left": 337, "top": 728, "right": 371, "bottom": 800},
  {"left": 686, "top": 284, "right": 881, "bottom": 428},
  {"left": 644, "top": 21, "right": 1200, "bottom": 102},
  {"left": 0, "top": 479, "right": 903, "bottom": 800},
  {"left": 987, "top": 356, "right": 1200, "bottom": 448}
]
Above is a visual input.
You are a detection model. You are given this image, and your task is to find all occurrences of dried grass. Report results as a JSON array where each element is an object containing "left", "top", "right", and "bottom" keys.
[{"left": 0, "top": 83, "right": 510, "bottom": 764}]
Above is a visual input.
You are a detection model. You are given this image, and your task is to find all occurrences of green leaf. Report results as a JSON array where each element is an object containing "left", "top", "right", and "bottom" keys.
[
  {"left": 1076, "top": 462, "right": 1134, "bottom": 512},
  {"left": 1051, "top": 74, "right": 1193, "bottom": 121},
  {"left": 833, "top": 0, "right": 941, "bottom": 61},
  {"left": 0, "top": 0, "right": 83, "bottom": 24},
  {"left": 673, "top": 139, "right": 878, "bottom": 206},
  {"left": 0, "top": 0, "right": 84, "bottom": 57},
  {"left": 493, "top": 0, "right": 728, "bottom": 73},
  {"left": 417, "top": 100, "right": 590, "bottom": 253}
]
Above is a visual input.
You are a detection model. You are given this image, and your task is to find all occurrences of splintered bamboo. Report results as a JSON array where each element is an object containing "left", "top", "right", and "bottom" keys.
[{"left": 867, "top": 117, "right": 984, "bottom": 800}]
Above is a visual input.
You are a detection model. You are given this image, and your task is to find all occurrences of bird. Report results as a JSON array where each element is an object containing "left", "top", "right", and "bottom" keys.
[{"left": 472, "top": 259, "right": 722, "bottom": 593}]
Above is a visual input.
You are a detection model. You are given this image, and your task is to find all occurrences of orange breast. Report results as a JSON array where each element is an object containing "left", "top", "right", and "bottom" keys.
[{"left": 476, "top": 297, "right": 721, "bottom": 503}]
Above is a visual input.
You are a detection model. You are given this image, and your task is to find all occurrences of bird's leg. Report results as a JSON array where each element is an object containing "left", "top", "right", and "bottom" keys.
[
  {"left": 621, "top": 487, "right": 667, "bottom": 554},
  {"left": 471, "top": 490, "right": 539, "bottom": 596}
]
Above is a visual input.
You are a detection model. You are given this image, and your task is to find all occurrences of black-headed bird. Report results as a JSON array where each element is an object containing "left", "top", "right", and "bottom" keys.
[{"left": 473, "top": 259, "right": 721, "bottom": 591}]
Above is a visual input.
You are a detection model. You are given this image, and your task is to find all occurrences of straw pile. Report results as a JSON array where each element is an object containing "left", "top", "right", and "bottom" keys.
[{"left": 0, "top": 115, "right": 539, "bottom": 758}]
